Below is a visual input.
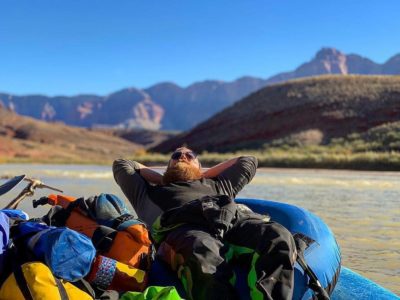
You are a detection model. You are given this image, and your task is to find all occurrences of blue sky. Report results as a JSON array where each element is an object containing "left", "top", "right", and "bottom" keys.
[{"left": 1, "top": 0, "right": 400, "bottom": 96}]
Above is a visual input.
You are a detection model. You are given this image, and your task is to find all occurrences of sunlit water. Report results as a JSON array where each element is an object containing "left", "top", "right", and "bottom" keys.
[{"left": 0, "top": 164, "right": 399, "bottom": 295}]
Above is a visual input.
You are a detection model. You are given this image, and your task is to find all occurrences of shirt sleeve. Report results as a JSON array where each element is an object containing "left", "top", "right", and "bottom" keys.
[
  {"left": 112, "top": 159, "right": 164, "bottom": 226},
  {"left": 112, "top": 159, "right": 149, "bottom": 207},
  {"left": 214, "top": 156, "right": 258, "bottom": 198}
]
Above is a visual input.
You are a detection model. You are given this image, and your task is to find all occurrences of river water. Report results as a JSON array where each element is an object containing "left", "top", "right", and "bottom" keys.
[{"left": 0, "top": 164, "right": 399, "bottom": 295}]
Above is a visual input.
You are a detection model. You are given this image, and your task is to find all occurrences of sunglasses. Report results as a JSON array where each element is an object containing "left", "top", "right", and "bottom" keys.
[{"left": 171, "top": 151, "right": 198, "bottom": 161}]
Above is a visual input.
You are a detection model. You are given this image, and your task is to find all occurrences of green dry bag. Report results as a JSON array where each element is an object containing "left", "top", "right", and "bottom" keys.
[{"left": 120, "top": 286, "right": 182, "bottom": 300}]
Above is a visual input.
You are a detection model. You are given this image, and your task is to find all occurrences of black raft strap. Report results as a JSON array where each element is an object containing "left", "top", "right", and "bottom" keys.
[
  {"left": 13, "top": 263, "right": 34, "bottom": 300},
  {"left": 111, "top": 214, "right": 143, "bottom": 229},
  {"left": 92, "top": 225, "right": 118, "bottom": 252},
  {"left": 14, "top": 263, "right": 70, "bottom": 300},
  {"left": 294, "top": 233, "right": 330, "bottom": 300},
  {"left": 55, "top": 277, "right": 69, "bottom": 300},
  {"left": 296, "top": 254, "right": 330, "bottom": 300}
]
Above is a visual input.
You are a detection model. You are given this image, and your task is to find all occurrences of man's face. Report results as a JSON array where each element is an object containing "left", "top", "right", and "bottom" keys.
[
  {"left": 168, "top": 147, "right": 200, "bottom": 169},
  {"left": 163, "top": 147, "right": 202, "bottom": 184}
]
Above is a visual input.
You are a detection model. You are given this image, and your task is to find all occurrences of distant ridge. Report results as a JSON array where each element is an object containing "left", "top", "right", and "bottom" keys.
[
  {"left": 1, "top": 48, "right": 399, "bottom": 131},
  {"left": 0, "top": 106, "right": 141, "bottom": 163},
  {"left": 152, "top": 75, "right": 400, "bottom": 152}
]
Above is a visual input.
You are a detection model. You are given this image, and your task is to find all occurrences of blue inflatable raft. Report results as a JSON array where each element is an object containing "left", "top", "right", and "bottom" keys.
[
  {"left": 150, "top": 198, "right": 399, "bottom": 299},
  {"left": 236, "top": 198, "right": 340, "bottom": 299}
]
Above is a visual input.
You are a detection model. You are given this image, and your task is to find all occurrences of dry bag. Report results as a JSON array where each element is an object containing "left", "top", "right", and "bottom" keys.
[
  {"left": 12, "top": 221, "right": 96, "bottom": 281},
  {"left": 0, "top": 212, "right": 9, "bottom": 276},
  {"left": 0, "top": 261, "right": 93, "bottom": 300},
  {"left": 42, "top": 193, "right": 153, "bottom": 272}
]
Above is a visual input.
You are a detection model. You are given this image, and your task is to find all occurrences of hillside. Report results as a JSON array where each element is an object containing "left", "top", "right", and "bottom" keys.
[
  {"left": 152, "top": 75, "right": 400, "bottom": 152},
  {"left": 94, "top": 128, "right": 179, "bottom": 149},
  {"left": 0, "top": 106, "right": 141, "bottom": 163},
  {"left": 1, "top": 48, "right": 400, "bottom": 131}
]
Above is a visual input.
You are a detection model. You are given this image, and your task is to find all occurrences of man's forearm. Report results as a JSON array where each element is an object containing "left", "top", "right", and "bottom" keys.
[
  {"left": 134, "top": 162, "right": 163, "bottom": 185},
  {"left": 202, "top": 157, "right": 239, "bottom": 178},
  {"left": 113, "top": 159, "right": 163, "bottom": 185}
]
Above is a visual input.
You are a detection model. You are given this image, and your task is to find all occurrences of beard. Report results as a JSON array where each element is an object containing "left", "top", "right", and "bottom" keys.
[{"left": 163, "top": 161, "right": 203, "bottom": 185}]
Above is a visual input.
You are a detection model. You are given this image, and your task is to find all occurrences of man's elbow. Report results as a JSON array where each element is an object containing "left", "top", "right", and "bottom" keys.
[
  {"left": 112, "top": 158, "right": 139, "bottom": 176},
  {"left": 239, "top": 156, "right": 258, "bottom": 169},
  {"left": 112, "top": 158, "right": 126, "bottom": 173},
  {"left": 238, "top": 156, "right": 258, "bottom": 184}
]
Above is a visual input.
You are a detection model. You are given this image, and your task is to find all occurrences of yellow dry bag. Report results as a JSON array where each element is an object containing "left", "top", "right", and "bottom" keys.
[{"left": 0, "top": 261, "right": 93, "bottom": 300}]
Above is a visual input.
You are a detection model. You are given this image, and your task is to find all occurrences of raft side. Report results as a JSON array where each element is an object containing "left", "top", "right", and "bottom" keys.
[
  {"left": 236, "top": 198, "right": 341, "bottom": 299},
  {"left": 331, "top": 267, "right": 400, "bottom": 300},
  {"left": 236, "top": 199, "right": 399, "bottom": 299}
]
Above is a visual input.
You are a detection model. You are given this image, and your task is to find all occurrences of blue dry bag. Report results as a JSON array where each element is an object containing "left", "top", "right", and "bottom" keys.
[
  {"left": 15, "top": 222, "right": 96, "bottom": 281},
  {"left": 1, "top": 209, "right": 29, "bottom": 220},
  {"left": 0, "top": 211, "right": 10, "bottom": 274}
]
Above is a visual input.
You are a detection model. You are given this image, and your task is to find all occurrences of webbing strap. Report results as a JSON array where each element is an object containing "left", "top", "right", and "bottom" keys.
[
  {"left": 13, "top": 264, "right": 33, "bottom": 300},
  {"left": 27, "top": 228, "right": 52, "bottom": 250},
  {"left": 14, "top": 263, "right": 69, "bottom": 300},
  {"left": 55, "top": 278, "right": 69, "bottom": 300},
  {"left": 112, "top": 214, "right": 144, "bottom": 230},
  {"left": 294, "top": 233, "right": 330, "bottom": 300},
  {"left": 296, "top": 252, "right": 330, "bottom": 300},
  {"left": 92, "top": 226, "right": 117, "bottom": 252}
]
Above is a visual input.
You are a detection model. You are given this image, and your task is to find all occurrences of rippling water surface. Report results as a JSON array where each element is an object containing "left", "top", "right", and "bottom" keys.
[{"left": 0, "top": 164, "right": 399, "bottom": 295}]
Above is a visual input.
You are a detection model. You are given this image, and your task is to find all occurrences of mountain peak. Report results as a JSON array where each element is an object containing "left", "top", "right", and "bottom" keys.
[
  {"left": 382, "top": 53, "right": 400, "bottom": 74},
  {"left": 290, "top": 47, "right": 348, "bottom": 77},
  {"left": 385, "top": 53, "right": 400, "bottom": 64},
  {"left": 315, "top": 47, "right": 345, "bottom": 60},
  {"left": 146, "top": 82, "right": 182, "bottom": 90}
]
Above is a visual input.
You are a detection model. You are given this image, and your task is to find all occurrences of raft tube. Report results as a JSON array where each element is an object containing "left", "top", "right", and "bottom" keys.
[
  {"left": 235, "top": 198, "right": 341, "bottom": 299},
  {"left": 150, "top": 198, "right": 342, "bottom": 299},
  {"left": 237, "top": 199, "right": 399, "bottom": 299},
  {"left": 332, "top": 267, "right": 399, "bottom": 300},
  {"left": 150, "top": 198, "right": 399, "bottom": 299}
]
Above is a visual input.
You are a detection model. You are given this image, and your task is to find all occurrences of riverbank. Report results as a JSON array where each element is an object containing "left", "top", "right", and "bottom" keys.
[{"left": 1, "top": 148, "right": 400, "bottom": 171}]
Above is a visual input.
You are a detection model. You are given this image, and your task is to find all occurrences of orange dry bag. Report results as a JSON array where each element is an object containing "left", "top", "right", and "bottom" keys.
[{"left": 40, "top": 193, "right": 153, "bottom": 274}]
